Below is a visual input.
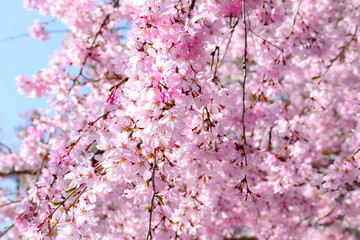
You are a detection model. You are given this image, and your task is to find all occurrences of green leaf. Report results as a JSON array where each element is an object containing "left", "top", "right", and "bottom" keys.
[
  {"left": 156, "top": 195, "right": 164, "bottom": 205},
  {"left": 124, "top": 126, "right": 133, "bottom": 131},
  {"left": 65, "top": 187, "right": 75, "bottom": 193}
]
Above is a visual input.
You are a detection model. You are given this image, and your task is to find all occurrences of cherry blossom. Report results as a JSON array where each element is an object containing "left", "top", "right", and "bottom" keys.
[{"left": 1, "top": 0, "right": 360, "bottom": 239}]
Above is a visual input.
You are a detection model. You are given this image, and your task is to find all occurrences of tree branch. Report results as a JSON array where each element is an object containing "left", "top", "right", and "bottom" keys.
[
  {"left": 286, "top": 0, "right": 303, "bottom": 39},
  {"left": 188, "top": 0, "right": 197, "bottom": 18},
  {"left": 241, "top": 0, "right": 248, "bottom": 166},
  {"left": 146, "top": 149, "right": 158, "bottom": 240},
  {"left": 69, "top": 0, "right": 121, "bottom": 92},
  {"left": 0, "top": 200, "right": 21, "bottom": 209},
  {"left": 0, "top": 170, "right": 37, "bottom": 177},
  {"left": 0, "top": 142, "right": 12, "bottom": 153},
  {"left": 0, "top": 223, "right": 14, "bottom": 238},
  {"left": 219, "top": 16, "right": 239, "bottom": 68}
]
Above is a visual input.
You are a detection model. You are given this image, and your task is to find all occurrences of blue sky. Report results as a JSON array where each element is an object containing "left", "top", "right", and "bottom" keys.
[{"left": 0, "top": 2, "right": 66, "bottom": 148}]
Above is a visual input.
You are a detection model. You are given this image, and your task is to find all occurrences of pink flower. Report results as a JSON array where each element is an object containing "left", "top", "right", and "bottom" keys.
[{"left": 28, "top": 20, "right": 50, "bottom": 41}]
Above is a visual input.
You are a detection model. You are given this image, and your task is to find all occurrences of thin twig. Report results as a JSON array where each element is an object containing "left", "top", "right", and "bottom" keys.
[
  {"left": 66, "top": 137, "right": 82, "bottom": 155},
  {"left": 68, "top": 0, "right": 120, "bottom": 92},
  {"left": 188, "top": 0, "right": 197, "bottom": 18},
  {"left": 0, "top": 142, "right": 12, "bottom": 153},
  {"left": 0, "top": 200, "right": 21, "bottom": 209},
  {"left": 322, "top": 25, "right": 358, "bottom": 76},
  {"left": 36, "top": 158, "right": 47, "bottom": 181},
  {"left": 108, "top": 77, "right": 129, "bottom": 91},
  {"left": 300, "top": 25, "right": 358, "bottom": 116},
  {"left": 146, "top": 149, "right": 158, "bottom": 240},
  {"left": 312, "top": 208, "right": 334, "bottom": 225},
  {"left": 0, "top": 223, "right": 14, "bottom": 238},
  {"left": 67, "top": 100, "right": 120, "bottom": 156},
  {"left": 0, "top": 170, "right": 37, "bottom": 177},
  {"left": 249, "top": 29, "right": 282, "bottom": 51},
  {"left": 241, "top": 0, "right": 248, "bottom": 166},
  {"left": 219, "top": 16, "right": 239, "bottom": 68},
  {"left": 345, "top": 146, "right": 360, "bottom": 163},
  {"left": 49, "top": 187, "right": 87, "bottom": 236},
  {"left": 0, "top": 30, "right": 67, "bottom": 44},
  {"left": 46, "top": 185, "right": 82, "bottom": 220},
  {"left": 286, "top": 0, "right": 303, "bottom": 39}
]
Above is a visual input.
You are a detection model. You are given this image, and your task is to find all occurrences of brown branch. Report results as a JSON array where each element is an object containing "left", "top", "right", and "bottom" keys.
[
  {"left": 249, "top": 28, "right": 282, "bottom": 51},
  {"left": 0, "top": 170, "right": 37, "bottom": 177},
  {"left": 0, "top": 142, "right": 12, "bottom": 153},
  {"left": 210, "top": 46, "right": 220, "bottom": 84},
  {"left": 68, "top": 0, "right": 120, "bottom": 92},
  {"left": 0, "top": 223, "right": 14, "bottom": 238},
  {"left": 66, "top": 137, "right": 82, "bottom": 155},
  {"left": 322, "top": 25, "right": 358, "bottom": 76},
  {"left": 46, "top": 186, "right": 81, "bottom": 219},
  {"left": 146, "top": 149, "right": 158, "bottom": 240},
  {"left": 49, "top": 186, "right": 88, "bottom": 236},
  {"left": 188, "top": 0, "right": 197, "bottom": 18},
  {"left": 219, "top": 16, "right": 239, "bottom": 68},
  {"left": 36, "top": 158, "right": 47, "bottom": 181},
  {"left": 345, "top": 146, "right": 360, "bottom": 163},
  {"left": 0, "top": 200, "right": 21, "bottom": 209},
  {"left": 312, "top": 208, "right": 334, "bottom": 225},
  {"left": 241, "top": 0, "right": 248, "bottom": 166},
  {"left": 67, "top": 78, "right": 126, "bottom": 155},
  {"left": 286, "top": 0, "right": 303, "bottom": 39},
  {"left": 300, "top": 25, "right": 358, "bottom": 116},
  {"left": 36, "top": 184, "right": 85, "bottom": 235},
  {"left": 108, "top": 77, "right": 129, "bottom": 92}
]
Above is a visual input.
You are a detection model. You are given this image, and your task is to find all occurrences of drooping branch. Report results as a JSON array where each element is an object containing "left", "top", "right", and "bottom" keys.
[
  {"left": 48, "top": 186, "right": 88, "bottom": 236},
  {"left": 311, "top": 208, "right": 335, "bottom": 225},
  {"left": 69, "top": 0, "right": 121, "bottom": 92},
  {"left": 0, "top": 30, "right": 68, "bottom": 44},
  {"left": 300, "top": 25, "right": 358, "bottom": 116},
  {"left": 241, "top": 0, "right": 248, "bottom": 166},
  {"left": 248, "top": 28, "right": 283, "bottom": 51},
  {"left": 0, "top": 142, "right": 12, "bottom": 153},
  {"left": 286, "top": 0, "right": 303, "bottom": 39},
  {"left": 345, "top": 146, "right": 360, "bottom": 162},
  {"left": 0, "top": 170, "right": 37, "bottom": 177},
  {"left": 219, "top": 16, "right": 239, "bottom": 68},
  {"left": 0, "top": 223, "right": 14, "bottom": 239},
  {"left": 188, "top": 0, "right": 197, "bottom": 18},
  {"left": 0, "top": 200, "right": 21, "bottom": 209},
  {"left": 66, "top": 77, "right": 127, "bottom": 156},
  {"left": 146, "top": 149, "right": 158, "bottom": 240}
]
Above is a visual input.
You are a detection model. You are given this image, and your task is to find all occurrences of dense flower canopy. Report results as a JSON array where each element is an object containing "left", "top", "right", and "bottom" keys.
[{"left": 1, "top": 0, "right": 360, "bottom": 239}]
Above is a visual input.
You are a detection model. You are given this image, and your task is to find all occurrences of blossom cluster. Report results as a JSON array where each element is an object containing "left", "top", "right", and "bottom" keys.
[{"left": 1, "top": 0, "right": 360, "bottom": 239}]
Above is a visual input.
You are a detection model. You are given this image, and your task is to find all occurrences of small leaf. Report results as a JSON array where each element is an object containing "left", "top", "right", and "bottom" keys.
[
  {"left": 312, "top": 76, "right": 321, "bottom": 80},
  {"left": 156, "top": 195, "right": 164, "bottom": 205},
  {"left": 124, "top": 126, "right": 133, "bottom": 131},
  {"left": 65, "top": 187, "right": 75, "bottom": 193}
]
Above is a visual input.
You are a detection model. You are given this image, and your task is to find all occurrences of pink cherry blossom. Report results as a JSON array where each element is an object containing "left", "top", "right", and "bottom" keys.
[{"left": 2, "top": 0, "right": 360, "bottom": 239}]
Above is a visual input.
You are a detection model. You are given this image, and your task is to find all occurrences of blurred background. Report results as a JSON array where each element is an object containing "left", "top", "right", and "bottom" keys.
[{"left": 0, "top": 1, "right": 66, "bottom": 149}]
